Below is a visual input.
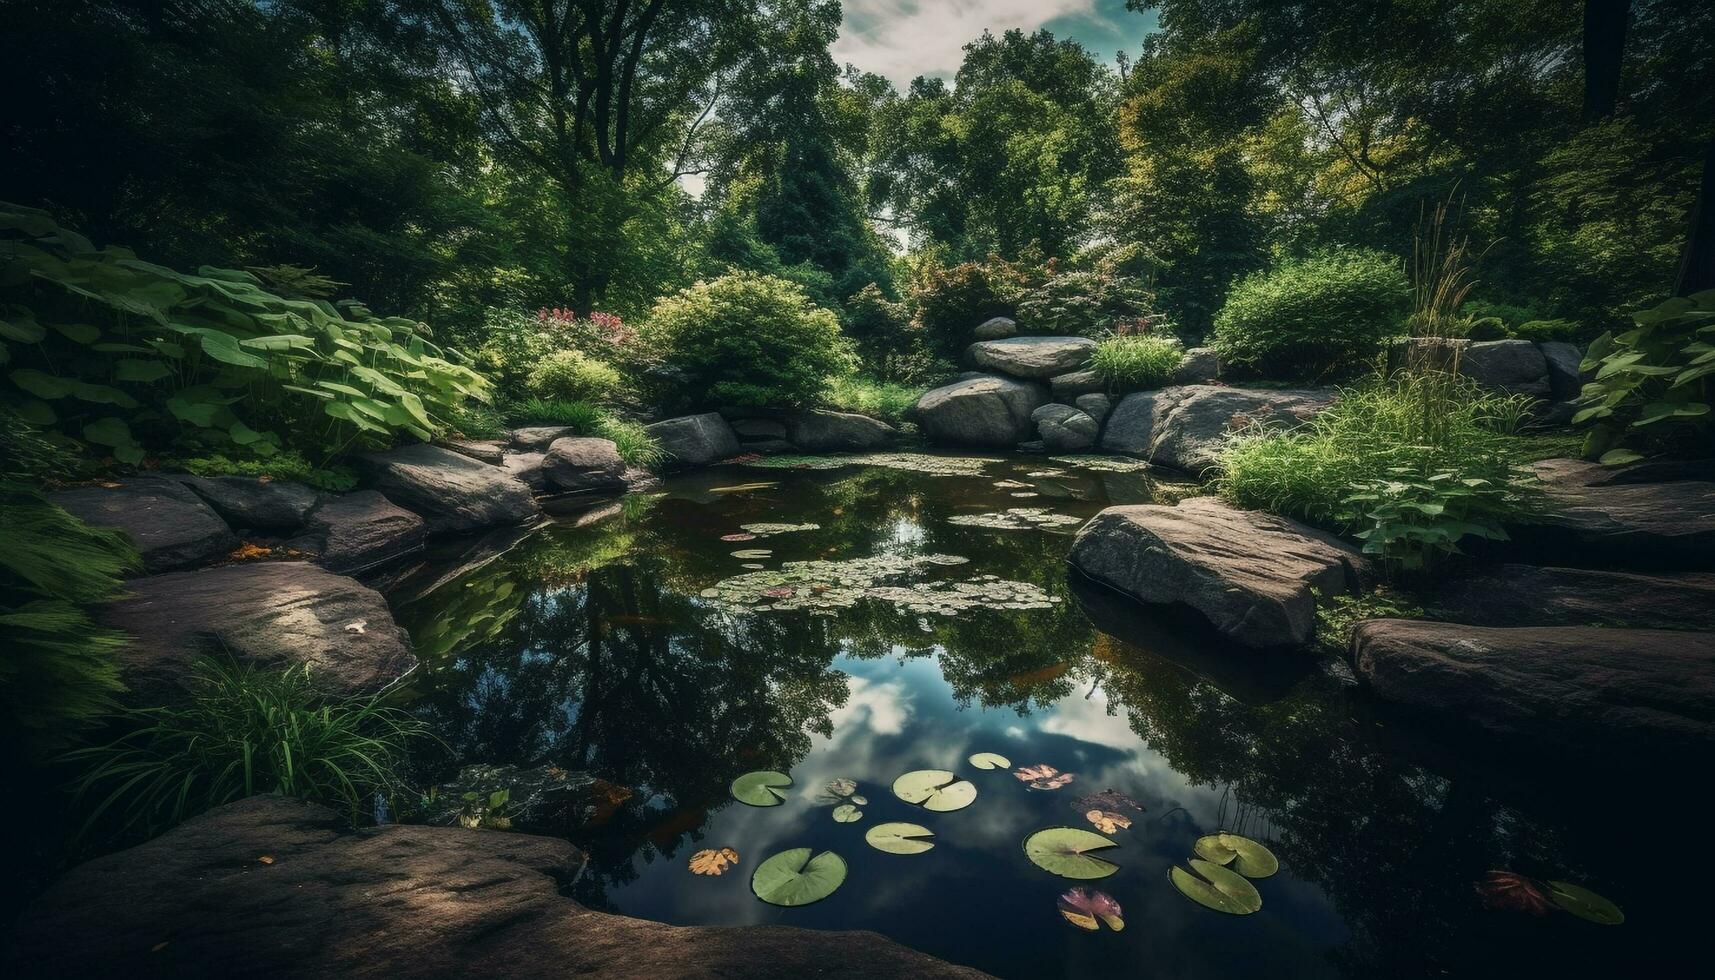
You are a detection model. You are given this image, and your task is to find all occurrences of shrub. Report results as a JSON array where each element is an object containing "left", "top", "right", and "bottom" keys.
[
  {"left": 1461, "top": 316, "right": 1508, "bottom": 340},
  {"left": 639, "top": 272, "right": 855, "bottom": 409},
  {"left": 1089, "top": 334, "right": 1184, "bottom": 390},
  {"left": 526, "top": 349, "right": 622, "bottom": 403},
  {"left": 1575, "top": 290, "right": 1715, "bottom": 464},
  {"left": 908, "top": 255, "right": 1041, "bottom": 361},
  {"left": 64, "top": 659, "right": 429, "bottom": 841},
  {"left": 0, "top": 203, "right": 489, "bottom": 464},
  {"left": 1212, "top": 249, "right": 1409, "bottom": 379},
  {"left": 1511, "top": 318, "right": 1583, "bottom": 343},
  {"left": 1014, "top": 268, "right": 1156, "bottom": 337},
  {"left": 824, "top": 376, "right": 923, "bottom": 427},
  {"left": 842, "top": 284, "right": 928, "bottom": 380}
]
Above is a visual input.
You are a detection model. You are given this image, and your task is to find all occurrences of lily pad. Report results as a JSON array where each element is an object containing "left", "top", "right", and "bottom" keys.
[
  {"left": 750, "top": 848, "right": 847, "bottom": 907},
  {"left": 730, "top": 549, "right": 773, "bottom": 559},
  {"left": 1170, "top": 858, "right": 1262, "bottom": 915},
  {"left": 1058, "top": 887, "right": 1124, "bottom": 932},
  {"left": 969, "top": 752, "right": 1011, "bottom": 770},
  {"left": 832, "top": 803, "right": 863, "bottom": 823},
  {"left": 1023, "top": 827, "right": 1120, "bottom": 880},
  {"left": 892, "top": 769, "right": 978, "bottom": 812},
  {"left": 740, "top": 522, "right": 820, "bottom": 535},
  {"left": 744, "top": 453, "right": 997, "bottom": 477},
  {"left": 850, "top": 795, "right": 867, "bottom": 805},
  {"left": 720, "top": 532, "right": 757, "bottom": 542},
  {"left": 865, "top": 822, "right": 936, "bottom": 854},
  {"left": 700, "top": 553, "right": 1057, "bottom": 618},
  {"left": 730, "top": 770, "right": 792, "bottom": 806},
  {"left": 688, "top": 847, "right": 739, "bottom": 876},
  {"left": 1546, "top": 881, "right": 1625, "bottom": 925},
  {"left": 1194, "top": 833, "right": 1279, "bottom": 878},
  {"left": 947, "top": 507, "right": 1083, "bottom": 531},
  {"left": 826, "top": 777, "right": 857, "bottom": 798},
  {"left": 1048, "top": 455, "right": 1149, "bottom": 473}
]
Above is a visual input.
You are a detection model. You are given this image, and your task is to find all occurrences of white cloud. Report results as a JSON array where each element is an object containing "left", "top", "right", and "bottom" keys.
[{"left": 833, "top": 0, "right": 1095, "bottom": 88}]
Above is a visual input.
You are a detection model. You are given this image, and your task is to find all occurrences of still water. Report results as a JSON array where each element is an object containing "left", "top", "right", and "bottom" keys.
[{"left": 387, "top": 454, "right": 1673, "bottom": 979}]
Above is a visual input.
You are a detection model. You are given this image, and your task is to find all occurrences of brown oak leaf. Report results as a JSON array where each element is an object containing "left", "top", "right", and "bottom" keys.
[{"left": 689, "top": 847, "right": 740, "bottom": 876}]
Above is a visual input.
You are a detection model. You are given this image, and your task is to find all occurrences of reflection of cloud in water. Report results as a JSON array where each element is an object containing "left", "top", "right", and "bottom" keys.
[
  {"left": 1036, "top": 684, "right": 1137, "bottom": 750},
  {"left": 825, "top": 674, "right": 912, "bottom": 741}
]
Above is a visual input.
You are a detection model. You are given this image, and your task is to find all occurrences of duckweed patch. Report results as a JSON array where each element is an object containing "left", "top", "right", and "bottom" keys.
[{"left": 698, "top": 554, "right": 1057, "bottom": 616}]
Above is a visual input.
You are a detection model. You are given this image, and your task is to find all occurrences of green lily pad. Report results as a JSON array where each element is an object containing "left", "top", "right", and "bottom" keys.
[
  {"left": 892, "top": 769, "right": 978, "bottom": 812},
  {"left": 730, "top": 770, "right": 792, "bottom": 806},
  {"left": 750, "top": 848, "right": 847, "bottom": 907},
  {"left": 833, "top": 803, "right": 863, "bottom": 823},
  {"left": 1193, "top": 833, "right": 1279, "bottom": 878},
  {"left": 865, "top": 822, "right": 936, "bottom": 854},
  {"left": 730, "top": 549, "right": 773, "bottom": 559},
  {"left": 851, "top": 795, "right": 867, "bottom": 805},
  {"left": 1023, "top": 827, "right": 1120, "bottom": 880},
  {"left": 1546, "top": 881, "right": 1624, "bottom": 925},
  {"left": 969, "top": 752, "right": 1011, "bottom": 769},
  {"left": 1170, "top": 858, "right": 1262, "bottom": 914}
]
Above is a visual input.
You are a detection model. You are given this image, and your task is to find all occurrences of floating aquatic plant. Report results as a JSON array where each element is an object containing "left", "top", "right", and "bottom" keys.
[
  {"left": 739, "top": 522, "right": 820, "bottom": 535},
  {"left": 719, "top": 532, "right": 757, "bottom": 542},
  {"left": 1171, "top": 858, "right": 1262, "bottom": 914},
  {"left": 1024, "top": 827, "right": 1120, "bottom": 879},
  {"left": 865, "top": 822, "right": 935, "bottom": 854},
  {"left": 1194, "top": 833, "right": 1278, "bottom": 878},
  {"left": 1545, "top": 880, "right": 1625, "bottom": 925},
  {"left": 892, "top": 769, "right": 977, "bottom": 812},
  {"left": 1058, "top": 888, "right": 1124, "bottom": 932},
  {"left": 969, "top": 752, "right": 1011, "bottom": 769},
  {"left": 689, "top": 847, "right": 739, "bottom": 876},
  {"left": 744, "top": 453, "right": 998, "bottom": 477},
  {"left": 1073, "top": 790, "right": 1144, "bottom": 814},
  {"left": 1015, "top": 764, "right": 1075, "bottom": 790},
  {"left": 833, "top": 803, "right": 863, "bottom": 823},
  {"left": 751, "top": 848, "right": 847, "bottom": 907},
  {"left": 1048, "top": 455, "right": 1149, "bottom": 473},
  {"left": 947, "top": 508, "right": 1082, "bottom": 531},
  {"left": 730, "top": 770, "right": 791, "bottom": 806},
  {"left": 697, "top": 554, "right": 1057, "bottom": 617},
  {"left": 1085, "top": 810, "right": 1131, "bottom": 834},
  {"left": 729, "top": 549, "right": 772, "bottom": 559},
  {"left": 825, "top": 777, "right": 857, "bottom": 798},
  {"left": 1476, "top": 871, "right": 1624, "bottom": 925}
]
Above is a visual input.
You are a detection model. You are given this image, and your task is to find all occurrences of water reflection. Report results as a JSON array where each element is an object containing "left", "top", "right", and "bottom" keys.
[{"left": 391, "top": 459, "right": 1664, "bottom": 979}]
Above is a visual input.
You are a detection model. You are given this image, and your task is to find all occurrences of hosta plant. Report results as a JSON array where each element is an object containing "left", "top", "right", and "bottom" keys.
[{"left": 1574, "top": 290, "right": 1715, "bottom": 463}]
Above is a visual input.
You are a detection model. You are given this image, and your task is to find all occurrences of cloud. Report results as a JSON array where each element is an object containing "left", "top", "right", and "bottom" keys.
[
  {"left": 833, "top": 0, "right": 1096, "bottom": 87},
  {"left": 825, "top": 674, "right": 911, "bottom": 739}
]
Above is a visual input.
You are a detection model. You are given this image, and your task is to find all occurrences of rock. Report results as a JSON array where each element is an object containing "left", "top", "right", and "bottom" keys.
[
  {"left": 358, "top": 444, "right": 539, "bottom": 534},
  {"left": 293, "top": 491, "right": 426, "bottom": 574},
  {"left": 170, "top": 474, "right": 319, "bottom": 532},
  {"left": 1031, "top": 403, "right": 1098, "bottom": 452},
  {"left": 500, "top": 452, "right": 548, "bottom": 492},
  {"left": 620, "top": 466, "right": 660, "bottom": 493},
  {"left": 1351, "top": 620, "right": 1715, "bottom": 756},
  {"left": 740, "top": 438, "right": 796, "bottom": 454},
  {"left": 1017, "top": 439, "right": 1046, "bottom": 453},
  {"left": 1428, "top": 564, "right": 1715, "bottom": 631},
  {"left": 1069, "top": 497, "right": 1373, "bottom": 649},
  {"left": 541, "top": 437, "right": 627, "bottom": 493},
  {"left": 1459, "top": 339, "right": 1551, "bottom": 398},
  {"left": 914, "top": 374, "right": 1047, "bottom": 447},
  {"left": 973, "top": 316, "right": 1018, "bottom": 340},
  {"left": 51, "top": 478, "right": 236, "bottom": 573},
  {"left": 790, "top": 409, "right": 896, "bottom": 452},
  {"left": 97, "top": 561, "right": 416, "bottom": 703},
  {"left": 1101, "top": 385, "right": 1335, "bottom": 475},
  {"left": 509, "top": 426, "right": 579, "bottom": 451},
  {"left": 645, "top": 413, "right": 742, "bottom": 468},
  {"left": 967, "top": 336, "right": 1097, "bottom": 379},
  {"left": 1049, "top": 368, "right": 1105, "bottom": 400},
  {"left": 1515, "top": 458, "right": 1715, "bottom": 568},
  {"left": 1075, "top": 392, "right": 1112, "bottom": 427},
  {"left": 730, "top": 418, "right": 789, "bottom": 441},
  {"left": 439, "top": 438, "right": 507, "bottom": 465},
  {"left": 7, "top": 796, "right": 989, "bottom": 980},
  {"left": 1172, "top": 347, "right": 1221, "bottom": 385},
  {"left": 1539, "top": 341, "right": 1587, "bottom": 401}
]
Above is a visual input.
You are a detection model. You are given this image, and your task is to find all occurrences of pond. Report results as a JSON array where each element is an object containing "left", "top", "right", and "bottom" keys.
[{"left": 387, "top": 454, "right": 1666, "bottom": 979}]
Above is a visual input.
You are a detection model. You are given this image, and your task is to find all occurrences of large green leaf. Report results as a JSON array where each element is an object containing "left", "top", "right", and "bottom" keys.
[
  {"left": 1170, "top": 859, "right": 1262, "bottom": 914},
  {"left": 81, "top": 417, "right": 133, "bottom": 448},
  {"left": 969, "top": 752, "right": 1011, "bottom": 769},
  {"left": 1546, "top": 881, "right": 1624, "bottom": 925},
  {"left": 1193, "top": 833, "right": 1279, "bottom": 878},
  {"left": 750, "top": 848, "right": 846, "bottom": 907},
  {"left": 892, "top": 769, "right": 977, "bottom": 812},
  {"left": 865, "top": 822, "right": 936, "bottom": 854},
  {"left": 730, "top": 770, "right": 792, "bottom": 806},
  {"left": 113, "top": 359, "right": 173, "bottom": 383},
  {"left": 1023, "top": 827, "right": 1120, "bottom": 879},
  {"left": 832, "top": 803, "right": 863, "bottom": 823}
]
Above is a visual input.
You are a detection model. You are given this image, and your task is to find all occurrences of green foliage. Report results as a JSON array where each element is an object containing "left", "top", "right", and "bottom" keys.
[
  {"left": 1013, "top": 267, "right": 1157, "bottom": 337},
  {"left": 1089, "top": 334, "right": 1184, "bottom": 391},
  {"left": 472, "top": 309, "right": 561, "bottom": 403},
  {"left": 445, "top": 403, "right": 509, "bottom": 440},
  {"left": 1461, "top": 316, "right": 1508, "bottom": 340},
  {"left": 502, "top": 399, "right": 662, "bottom": 468},
  {"left": 640, "top": 272, "right": 855, "bottom": 409},
  {"left": 1511, "top": 319, "right": 1584, "bottom": 343},
  {"left": 526, "top": 349, "right": 622, "bottom": 404},
  {"left": 907, "top": 255, "right": 1039, "bottom": 361},
  {"left": 1574, "top": 291, "right": 1715, "bottom": 463},
  {"left": 64, "top": 659, "right": 429, "bottom": 841},
  {"left": 173, "top": 451, "right": 357, "bottom": 493},
  {"left": 1314, "top": 588, "right": 1426, "bottom": 656},
  {"left": 1, "top": 204, "right": 489, "bottom": 465},
  {"left": 824, "top": 376, "right": 922, "bottom": 427},
  {"left": 1213, "top": 249, "right": 1409, "bottom": 379},
  {"left": 1341, "top": 467, "right": 1521, "bottom": 572}
]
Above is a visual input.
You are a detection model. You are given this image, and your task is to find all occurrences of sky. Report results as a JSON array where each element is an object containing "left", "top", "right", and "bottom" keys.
[{"left": 831, "top": 0, "right": 1161, "bottom": 88}]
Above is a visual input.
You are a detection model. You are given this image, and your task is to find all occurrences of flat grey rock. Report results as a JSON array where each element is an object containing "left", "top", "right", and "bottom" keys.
[
  {"left": 1172, "top": 347, "right": 1221, "bottom": 385},
  {"left": 1517, "top": 458, "right": 1715, "bottom": 568},
  {"left": 968, "top": 336, "right": 1097, "bottom": 378},
  {"left": 1075, "top": 392, "right": 1112, "bottom": 427},
  {"left": 358, "top": 444, "right": 538, "bottom": 534},
  {"left": 542, "top": 437, "right": 627, "bottom": 493},
  {"left": 645, "top": 413, "right": 742, "bottom": 467},
  {"left": 500, "top": 451, "right": 548, "bottom": 492},
  {"left": 170, "top": 474, "right": 319, "bottom": 532},
  {"left": 1429, "top": 564, "right": 1715, "bottom": 631},
  {"left": 1049, "top": 368, "right": 1105, "bottom": 400},
  {"left": 295, "top": 490, "right": 426, "bottom": 574},
  {"left": 51, "top": 478, "right": 236, "bottom": 573},
  {"left": 914, "top": 374, "right": 1047, "bottom": 447},
  {"left": 1031, "top": 403, "right": 1097, "bottom": 451},
  {"left": 973, "top": 316, "right": 1018, "bottom": 340},
  {"left": 790, "top": 409, "right": 895, "bottom": 452},
  {"left": 439, "top": 438, "right": 507, "bottom": 465},
  {"left": 509, "top": 426, "right": 579, "bottom": 451},
  {"left": 1459, "top": 339, "right": 1551, "bottom": 398},
  {"left": 1101, "top": 385, "right": 1335, "bottom": 475},
  {"left": 1538, "top": 341, "right": 1587, "bottom": 401}
]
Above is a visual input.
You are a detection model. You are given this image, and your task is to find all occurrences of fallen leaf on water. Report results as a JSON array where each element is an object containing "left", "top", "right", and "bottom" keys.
[
  {"left": 762, "top": 586, "right": 795, "bottom": 598},
  {"left": 721, "top": 532, "right": 758, "bottom": 542},
  {"left": 825, "top": 777, "right": 857, "bottom": 798},
  {"left": 689, "top": 847, "right": 740, "bottom": 876},
  {"left": 228, "top": 542, "right": 273, "bottom": 561},
  {"left": 1476, "top": 871, "right": 1552, "bottom": 915},
  {"left": 1015, "top": 764, "right": 1076, "bottom": 791},
  {"left": 1058, "top": 887, "right": 1124, "bottom": 931},
  {"left": 1085, "top": 810, "right": 1131, "bottom": 834},
  {"left": 150, "top": 942, "right": 169, "bottom": 953},
  {"left": 257, "top": 855, "right": 275, "bottom": 865},
  {"left": 1073, "top": 790, "right": 1144, "bottom": 814}
]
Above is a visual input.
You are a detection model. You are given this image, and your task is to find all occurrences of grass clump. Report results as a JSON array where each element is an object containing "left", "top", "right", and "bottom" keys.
[
  {"left": 1089, "top": 334, "right": 1183, "bottom": 390},
  {"left": 824, "top": 376, "right": 923, "bottom": 426},
  {"left": 65, "top": 659, "right": 429, "bottom": 841},
  {"left": 505, "top": 399, "right": 663, "bottom": 468},
  {"left": 1314, "top": 588, "right": 1426, "bottom": 655},
  {"left": 175, "top": 451, "right": 358, "bottom": 492}
]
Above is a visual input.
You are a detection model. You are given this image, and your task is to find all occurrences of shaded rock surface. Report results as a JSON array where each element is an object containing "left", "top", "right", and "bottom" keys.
[
  {"left": 51, "top": 478, "right": 237, "bottom": 573},
  {"left": 438, "top": 438, "right": 506, "bottom": 465},
  {"left": 170, "top": 474, "right": 319, "bottom": 532},
  {"left": 790, "top": 409, "right": 896, "bottom": 452},
  {"left": 646, "top": 413, "right": 742, "bottom": 467},
  {"left": 1173, "top": 346, "right": 1221, "bottom": 385},
  {"left": 292, "top": 491, "right": 426, "bottom": 574},
  {"left": 915, "top": 374, "right": 1047, "bottom": 447},
  {"left": 359, "top": 444, "right": 539, "bottom": 534},
  {"left": 1101, "top": 385, "right": 1335, "bottom": 474},
  {"left": 1515, "top": 458, "right": 1715, "bottom": 568},
  {"left": 1539, "top": 341, "right": 1586, "bottom": 401},
  {"left": 1031, "top": 403, "right": 1097, "bottom": 451},
  {"left": 1428, "top": 564, "right": 1715, "bottom": 631},
  {"left": 1049, "top": 368, "right": 1104, "bottom": 400},
  {"left": 968, "top": 336, "right": 1096, "bottom": 378},
  {"left": 499, "top": 451, "right": 547, "bottom": 492},
  {"left": 1069, "top": 497, "right": 1372, "bottom": 648},
  {"left": 6, "top": 796, "right": 989, "bottom": 980},
  {"left": 541, "top": 437, "right": 626, "bottom": 493},
  {"left": 1460, "top": 340, "right": 1551, "bottom": 398},
  {"left": 730, "top": 417, "right": 788, "bottom": 441},
  {"left": 98, "top": 561, "right": 416, "bottom": 702},
  {"left": 973, "top": 316, "right": 1017, "bottom": 340},
  {"left": 509, "top": 426, "right": 578, "bottom": 451},
  {"left": 1075, "top": 392, "right": 1112, "bottom": 427},
  {"left": 1351, "top": 620, "right": 1715, "bottom": 755}
]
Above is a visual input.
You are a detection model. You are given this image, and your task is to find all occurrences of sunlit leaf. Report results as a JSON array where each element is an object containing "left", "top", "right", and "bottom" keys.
[
  {"left": 1023, "top": 827, "right": 1120, "bottom": 879},
  {"left": 1194, "top": 833, "right": 1278, "bottom": 878},
  {"left": 689, "top": 847, "right": 739, "bottom": 876},
  {"left": 730, "top": 770, "right": 792, "bottom": 807},
  {"left": 1058, "top": 887, "right": 1124, "bottom": 932},
  {"left": 825, "top": 778, "right": 857, "bottom": 798},
  {"left": 1085, "top": 810, "right": 1131, "bottom": 835},
  {"left": 892, "top": 769, "right": 977, "bottom": 812},
  {"left": 1546, "top": 880, "right": 1624, "bottom": 925},
  {"left": 1015, "top": 764, "right": 1075, "bottom": 790},
  {"left": 1171, "top": 859, "right": 1262, "bottom": 914},
  {"left": 833, "top": 803, "right": 863, "bottom": 823},
  {"left": 969, "top": 752, "right": 1011, "bottom": 769},
  {"left": 865, "top": 822, "right": 935, "bottom": 854},
  {"left": 751, "top": 848, "right": 846, "bottom": 907}
]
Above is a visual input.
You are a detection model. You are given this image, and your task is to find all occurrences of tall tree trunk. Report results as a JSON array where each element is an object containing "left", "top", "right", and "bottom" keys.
[
  {"left": 1676, "top": 137, "right": 1715, "bottom": 296},
  {"left": 1581, "top": 0, "right": 1631, "bottom": 122}
]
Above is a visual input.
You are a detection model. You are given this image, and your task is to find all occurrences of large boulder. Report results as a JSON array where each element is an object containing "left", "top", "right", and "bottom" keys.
[
  {"left": 1101, "top": 385, "right": 1335, "bottom": 475},
  {"left": 1514, "top": 458, "right": 1715, "bottom": 568},
  {"left": 1538, "top": 341, "right": 1587, "bottom": 401},
  {"left": 51, "top": 478, "right": 236, "bottom": 573},
  {"left": 6, "top": 796, "right": 989, "bottom": 980},
  {"left": 1459, "top": 340, "right": 1551, "bottom": 398},
  {"left": 1075, "top": 392, "right": 1112, "bottom": 427},
  {"left": 1069, "top": 497, "right": 1373, "bottom": 648},
  {"left": 1031, "top": 403, "right": 1097, "bottom": 452},
  {"left": 730, "top": 417, "right": 789, "bottom": 442},
  {"left": 358, "top": 444, "right": 539, "bottom": 534},
  {"left": 541, "top": 436, "right": 627, "bottom": 493},
  {"left": 499, "top": 452, "right": 548, "bottom": 492},
  {"left": 293, "top": 491, "right": 426, "bottom": 574},
  {"left": 98, "top": 561, "right": 417, "bottom": 703},
  {"left": 1351, "top": 620, "right": 1715, "bottom": 756},
  {"left": 790, "top": 409, "right": 896, "bottom": 452},
  {"left": 914, "top": 374, "right": 1047, "bottom": 447},
  {"left": 645, "top": 413, "right": 742, "bottom": 468},
  {"left": 170, "top": 474, "right": 319, "bottom": 533},
  {"left": 1428, "top": 564, "right": 1715, "bottom": 631},
  {"left": 973, "top": 316, "right": 1017, "bottom": 340},
  {"left": 1049, "top": 368, "right": 1105, "bottom": 400},
  {"left": 1172, "top": 347, "right": 1221, "bottom": 385},
  {"left": 509, "top": 426, "right": 579, "bottom": 451},
  {"left": 968, "top": 336, "right": 1097, "bottom": 379}
]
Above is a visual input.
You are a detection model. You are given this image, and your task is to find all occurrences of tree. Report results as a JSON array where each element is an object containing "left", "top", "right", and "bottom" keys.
[{"left": 1582, "top": 0, "right": 1632, "bottom": 122}]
